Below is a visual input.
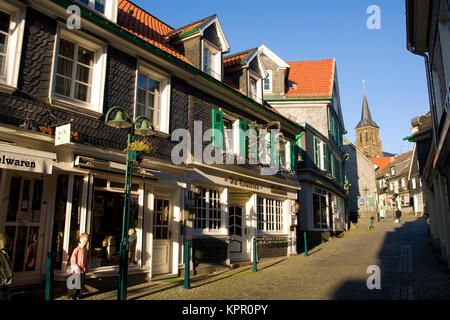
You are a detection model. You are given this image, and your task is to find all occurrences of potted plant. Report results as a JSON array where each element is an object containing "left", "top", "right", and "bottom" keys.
[{"left": 124, "top": 139, "right": 154, "bottom": 163}]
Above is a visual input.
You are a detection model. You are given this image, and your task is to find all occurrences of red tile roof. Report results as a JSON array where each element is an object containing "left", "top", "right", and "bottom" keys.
[
  {"left": 369, "top": 156, "right": 392, "bottom": 170},
  {"left": 165, "top": 15, "right": 214, "bottom": 38},
  {"left": 117, "top": 0, "right": 191, "bottom": 64},
  {"left": 223, "top": 49, "right": 257, "bottom": 68},
  {"left": 285, "top": 59, "right": 335, "bottom": 98},
  {"left": 376, "top": 151, "right": 413, "bottom": 177}
]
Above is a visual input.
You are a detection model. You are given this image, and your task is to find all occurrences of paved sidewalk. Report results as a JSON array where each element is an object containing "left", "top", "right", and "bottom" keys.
[
  {"left": 13, "top": 214, "right": 450, "bottom": 300},
  {"left": 73, "top": 214, "right": 450, "bottom": 300}
]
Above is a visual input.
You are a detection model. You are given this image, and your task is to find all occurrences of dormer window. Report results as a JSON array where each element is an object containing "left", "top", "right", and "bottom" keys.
[
  {"left": 203, "top": 41, "right": 221, "bottom": 80},
  {"left": 249, "top": 74, "right": 262, "bottom": 103},
  {"left": 390, "top": 167, "right": 395, "bottom": 176},
  {"left": 75, "top": 0, "right": 118, "bottom": 23},
  {"left": 263, "top": 70, "right": 272, "bottom": 92}
]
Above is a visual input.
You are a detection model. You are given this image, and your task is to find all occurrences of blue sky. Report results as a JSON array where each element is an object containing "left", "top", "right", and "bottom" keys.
[{"left": 133, "top": 0, "right": 429, "bottom": 155}]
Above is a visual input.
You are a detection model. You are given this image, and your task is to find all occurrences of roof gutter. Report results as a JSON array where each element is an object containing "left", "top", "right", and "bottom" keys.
[
  {"left": 266, "top": 97, "right": 332, "bottom": 101},
  {"left": 49, "top": 0, "right": 302, "bottom": 133},
  {"left": 402, "top": 128, "right": 432, "bottom": 141}
]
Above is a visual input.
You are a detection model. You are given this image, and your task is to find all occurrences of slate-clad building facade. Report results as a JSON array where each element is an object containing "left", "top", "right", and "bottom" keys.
[{"left": 0, "top": 0, "right": 302, "bottom": 286}]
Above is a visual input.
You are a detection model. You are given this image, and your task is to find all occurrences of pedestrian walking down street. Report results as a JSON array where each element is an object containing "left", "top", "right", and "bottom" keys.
[
  {"left": 67, "top": 233, "right": 89, "bottom": 300},
  {"left": 394, "top": 208, "right": 402, "bottom": 223},
  {"left": 0, "top": 233, "right": 14, "bottom": 301}
]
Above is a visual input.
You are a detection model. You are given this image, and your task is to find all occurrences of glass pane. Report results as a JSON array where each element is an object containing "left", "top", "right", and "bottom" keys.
[
  {"left": 4, "top": 227, "right": 15, "bottom": 260},
  {"left": 13, "top": 227, "right": 27, "bottom": 272},
  {"left": 74, "top": 82, "right": 90, "bottom": 102},
  {"left": 57, "top": 57, "right": 73, "bottom": 78},
  {"left": 148, "top": 79, "right": 159, "bottom": 93},
  {"left": 138, "top": 74, "right": 147, "bottom": 89},
  {"left": 58, "top": 39, "right": 75, "bottom": 59},
  {"left": 137, "top": 88, "right": 146, "bottom": 105},
  {"left": 0, "top": 11, "right": 10, "bottom": 33},
  {"left": 89, "top": 191, "right": 131, "bottom": 268},
  {"left": 55, "top": 76, "right": 71, "bottom": 97},
  {"left": 69, "top": 176, "right": 84, "bottom": 258},
  {"left": 77, "top": 46, "right": 94, "bottom": 66},
  {"left": 95, "top": 0, "right": 105, "bottom": 13},
  {"left": 25, "top": 227, "right": 39, "bottom": 271},
  {"left": 32, "top": 180, "right": 43, "bottom": 222},
  {"left": 0, "top": 56, "right": 5, "bottom": 77},
  {"left": 147, "top": 91, "right": 155, "bottom": 108},
  {"left": 7, "top": 177, "right": 21, "bottom": 222},
  {"left": 136, "top": 104, "right": 145, "bottom": 117},
  {"left": 21, "top": 180, "right": 30, "bottom": 211},
  {"left": 0, "top": 33, "right": 6, "bottom": 54},
  {"left": 51, "top": 174, "right": 69, "bottom": 270},
  {"left": 76, "top": 64, "right": 91, "bottom": 84}
]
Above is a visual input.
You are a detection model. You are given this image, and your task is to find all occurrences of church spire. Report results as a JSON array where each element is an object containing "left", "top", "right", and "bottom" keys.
[{"left": 355, "top": 91, "right": 378, "bottom": 129}]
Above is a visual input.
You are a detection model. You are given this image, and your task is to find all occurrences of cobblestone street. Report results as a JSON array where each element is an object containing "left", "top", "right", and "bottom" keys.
[{"left": 71, "top": 214, "right": 450, "bottom": 300}]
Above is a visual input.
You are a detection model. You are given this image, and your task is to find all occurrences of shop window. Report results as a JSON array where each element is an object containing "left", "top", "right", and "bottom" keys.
[
  {"left": 89, "top": 190, "right": 139, "bottom": 268},
  {"left": 51, "top": 175, "right": 69, "bottom": 269},
  {"left": 313, "top": 188, "right": 328, "bottom": 229},
  {"left": 193, "top": 188, "right": 221, "bottom": 230},
  {"left": 68, "top": 176, "right": 85, "bottom": 260},
  {"left": 257, "top": 197, "right": 283, "bottom": 232}
]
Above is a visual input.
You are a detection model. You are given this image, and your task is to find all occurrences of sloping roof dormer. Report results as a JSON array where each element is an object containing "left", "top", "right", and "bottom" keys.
[{"left": 223, "top": 48, "right": 267, "bottom": 103}]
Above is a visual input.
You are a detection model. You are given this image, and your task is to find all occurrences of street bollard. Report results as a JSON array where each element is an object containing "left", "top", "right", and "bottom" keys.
[
  {"left": 45, "top": 252, "right": 54, "bottom": 301},
  {"left": 252, "top": 237, "right": 257, "bottom": 272},
  {"left": 184, "top": 241, "right": 190, "bottom": 289},
  {"left": 304, "top": 231, "right": 308, "bottom": 257}
]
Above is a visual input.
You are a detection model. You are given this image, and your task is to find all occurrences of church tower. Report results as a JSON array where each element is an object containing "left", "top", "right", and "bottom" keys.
[{"left": 355, "top": 92, "right": 383, "bottom": 157}]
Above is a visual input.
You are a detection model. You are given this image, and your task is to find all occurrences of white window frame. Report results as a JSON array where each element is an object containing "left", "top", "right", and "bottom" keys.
[
  {"left": 50, "top": 26, "right": 107, "bottom": 116},
  {"left": 74, "top": 0, "right": 118, "bottom": 23},
  {"left": 193, "top": 187, "right": 225, "bottom": 234},
  {"left": 135, "top": 62, "right": 171, "bottom": 134},
  {"left": 248, "top": 73, "right": 262, "bottom": 103},
  {"left": 412, "top": 178, "right": 416, "bottom": 189},
  {"left": 401, "top": 177, "right": 406, "bottom": 188},
  {"left": 263, "top": 70, "right": 272, "bottom": 92},
  {"left": 0, "top": 1, "right": 25, "bottom": 94},
  {"left": 202, "top": 40, "right": 221, "bottom": 80},
  {"left": 257, "top": 196, "right": 284, "bottom": 234}
]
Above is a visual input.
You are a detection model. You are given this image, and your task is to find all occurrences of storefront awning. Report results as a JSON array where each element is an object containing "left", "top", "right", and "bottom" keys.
[{"left": 0, "top": 144, "right": 56, "bottom": 174}]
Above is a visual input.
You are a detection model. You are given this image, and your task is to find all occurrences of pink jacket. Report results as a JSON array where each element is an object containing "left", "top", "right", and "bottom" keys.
[{"left": 70, "top": 246, "right": 88, "bottom": 274}]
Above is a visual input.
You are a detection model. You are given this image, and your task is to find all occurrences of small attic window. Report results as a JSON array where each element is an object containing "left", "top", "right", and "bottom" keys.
[
  {"left": 75, "top": 0, "right": 118, "bottom": 23},
  {"left": 288, "top": 81, "right": 293, "bottom": 88}
]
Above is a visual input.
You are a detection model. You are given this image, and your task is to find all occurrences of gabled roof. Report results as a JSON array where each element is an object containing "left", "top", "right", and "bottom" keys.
[
  {"left": 117, "top": 0, "right": 191, "bottom": 64},
  {"left": 376, "top": 150, "right": 413, "bottom": 178},
  {"left": 166, "top": 14, "right": 230, "bottom": 52},
  {"left": 223, "top": 48, "right": 259, "bottom": 68},
  {"left": 258, "top": 45, "right": 290, "bottom": 69},
  {"left": 285, "top": 59, "right": 335, "bottom": 98},
  {"left": 355, "top": 92, "right": 378, "bottom": 128},
  {"left": 369, "top": 156, "right": 392, "bottom": 171}
]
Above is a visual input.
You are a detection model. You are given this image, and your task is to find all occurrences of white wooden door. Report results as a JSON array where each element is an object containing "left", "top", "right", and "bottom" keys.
[{"left": 152, "top": 198, "right": 171, "bottom": 275}]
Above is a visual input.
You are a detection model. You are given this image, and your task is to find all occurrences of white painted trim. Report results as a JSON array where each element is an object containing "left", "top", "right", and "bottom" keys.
[
  {"left": 258, "top": 45, "right": 290, "bottom": 68},
  {"left": 49, "top": 25, "right": 107, "bottom": 114},
  {"left": 0, "top": 1, "right": 25, "bottom": 91}
]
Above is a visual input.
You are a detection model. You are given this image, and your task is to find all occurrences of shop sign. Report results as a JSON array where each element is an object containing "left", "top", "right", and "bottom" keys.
[
  {"left": 55, "top": 123, "right": 71, "bottom": 146},
  {"left": 0, "top": 151, "right": 53, "bottom": 174},
  {"left": 224, "top": 177, "right": 261, "bottom": 190}
]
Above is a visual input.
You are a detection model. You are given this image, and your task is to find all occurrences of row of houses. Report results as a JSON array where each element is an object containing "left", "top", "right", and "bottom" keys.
[
  {"left": 405, "top": 0, "right": 450, "bottom": 268},
  {"left": 0, "top": 0, "right": 349, "bottom": 287}
]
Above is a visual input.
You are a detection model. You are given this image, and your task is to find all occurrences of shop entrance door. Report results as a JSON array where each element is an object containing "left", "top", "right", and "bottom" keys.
[
  {"left": 3, "top": 173, "right": 47, "bottom": 286},
  {"left": 229, "top": 205, "right": 247, "bottom": 262},
  {"left": 152, "top": 198, "right": 171, "bottom": 276}
]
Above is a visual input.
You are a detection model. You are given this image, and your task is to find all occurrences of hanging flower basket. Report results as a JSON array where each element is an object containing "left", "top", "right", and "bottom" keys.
[{"left": 124, "top": 139, "right": 153, "bottom": 163}]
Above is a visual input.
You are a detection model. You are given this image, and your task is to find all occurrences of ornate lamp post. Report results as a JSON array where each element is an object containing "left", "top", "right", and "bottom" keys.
[{"left": 105, "top": 106, "right": 154, "bottom": 300}]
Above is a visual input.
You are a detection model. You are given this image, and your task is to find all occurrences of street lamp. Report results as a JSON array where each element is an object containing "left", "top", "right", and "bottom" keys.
[{"left": 105, "top": 106, "right": 155, "bottom": 300}]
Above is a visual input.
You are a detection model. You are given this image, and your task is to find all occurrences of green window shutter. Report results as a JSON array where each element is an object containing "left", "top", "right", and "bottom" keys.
[
  {"left": 328, "top": 108, "right": 331, "bottom": 132},
  {"left": 238, "top": 119, "right": 247, "bottom": 156},
  {"left": 270, "top": 132, "right": 280, "bottom": 167},
  {"left": 331, "top": 153, "right": 335, "bottom": 177},
  {"left": 296, "top": 132, "right": 305, "bottom": 162},
  {"left": 211, "top": 108, "right": 223, "bottom": 149},
  {"left": 322, "top": 143, "right": 327, "bottom": 171},
  {"left": 290, "top": 141, "right": 296, "bottom": 171}
]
